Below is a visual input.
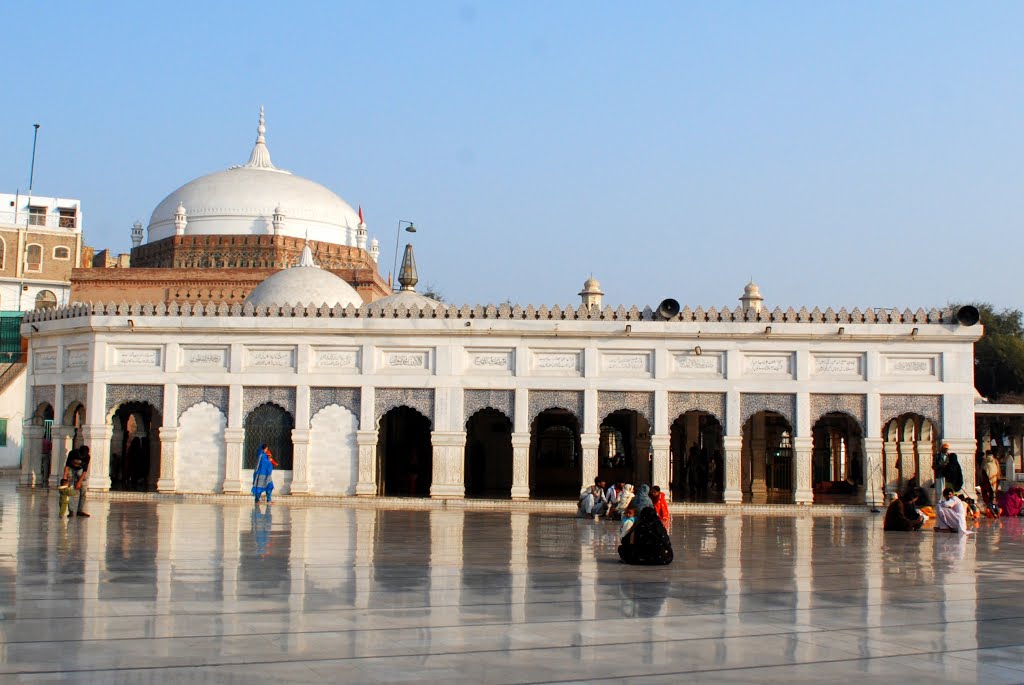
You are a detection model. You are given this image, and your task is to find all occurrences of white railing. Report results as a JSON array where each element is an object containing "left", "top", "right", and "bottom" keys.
[{"left": 0, "top": 211, "right": 79, "bottom": 230}]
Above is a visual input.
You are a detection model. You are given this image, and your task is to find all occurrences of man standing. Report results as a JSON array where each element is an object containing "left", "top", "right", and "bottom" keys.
[
  {"left": 933, "top": 442, "right": 950, "bottom": 505},
  {"left": 63, "top": 446, "right": 91, "bottom": 518}
]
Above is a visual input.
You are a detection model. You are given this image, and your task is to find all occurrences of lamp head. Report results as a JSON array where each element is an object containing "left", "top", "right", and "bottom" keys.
[{"left": 405, "top": 223, "right": 416, "bottom": 233}]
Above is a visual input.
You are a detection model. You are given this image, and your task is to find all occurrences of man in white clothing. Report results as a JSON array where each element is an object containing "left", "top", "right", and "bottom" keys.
[{"left": 935, "top": 487, "right": 974, "bottom": 536}]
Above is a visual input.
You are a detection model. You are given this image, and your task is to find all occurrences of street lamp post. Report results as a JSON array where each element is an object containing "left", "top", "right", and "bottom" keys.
[{"left": 392, "top": 220, "right": 416, "bottom": 291}]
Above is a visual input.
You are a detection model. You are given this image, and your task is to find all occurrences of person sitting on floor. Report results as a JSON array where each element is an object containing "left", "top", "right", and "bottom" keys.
[
  {"left": 651, "top": 485, "right": 670, "bottom": 525},
  {"left": 618, "top": 504, "right": 638, "bottom": 538},
  {"left": 577, "top": 478, "right": 609, "bottom": 518},
  {"left": 935, "top": 487, "right": 974, "bottom": 535},
  {"left": 883, "top": 488, "right": 925, "bottom": 531},
  {"left": 618, "top": 507, "right": 673, "bottom": 565}
]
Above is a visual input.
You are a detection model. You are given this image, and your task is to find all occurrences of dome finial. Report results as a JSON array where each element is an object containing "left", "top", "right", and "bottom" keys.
[{"left": 244, "top": 105, "right": 276, "bottom": 170}]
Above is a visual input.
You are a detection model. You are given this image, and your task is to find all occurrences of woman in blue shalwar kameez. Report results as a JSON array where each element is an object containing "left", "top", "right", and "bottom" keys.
[{"left": 252, "top": 444, "right": 278, "bottom": 503}]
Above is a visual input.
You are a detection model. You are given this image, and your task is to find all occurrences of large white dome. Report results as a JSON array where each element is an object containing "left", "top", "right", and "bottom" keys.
[
  {"left": 245, "top": 245, "right": 364, "bottom": 308},
  {"left": 146, "top": 109, "right": 362, "bottom": 246}
]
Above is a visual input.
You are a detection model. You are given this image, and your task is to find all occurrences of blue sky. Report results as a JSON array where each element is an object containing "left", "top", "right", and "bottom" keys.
[{"left": 1, "top": 2, "right": 1021, "bottom": 309}]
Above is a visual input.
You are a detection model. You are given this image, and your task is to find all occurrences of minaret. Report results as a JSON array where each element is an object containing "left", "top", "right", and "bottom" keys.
[
  {"left": 130, "top": 221, "right": 144, "bottom": 248},
  {"left": 356, "top": 205, "right": 368, "bottom": 250},
  {"left": 739, "top": 281, "right": 764, "bottom": 314},
  {"left": 398, "top": 243, "right": 418, "bottom": 291},
  {"left": 368, "top": 238, "right": 380, "bottom": 262},
  {"left": 272, "top": 204, "right": 285, "bottom": 235},
  {"left": 579, "top": 276, "right": 604, "bottom": 308},
  {"left": 174, "top": 203, "right": 188, "bottom": 235}
]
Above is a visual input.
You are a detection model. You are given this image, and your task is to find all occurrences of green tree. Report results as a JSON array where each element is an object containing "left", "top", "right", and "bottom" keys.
[
  {"left": 957, "top": 302, "right": 1024, "bottom": 402},
  {"left": 420, "top": 283, "right": 445, "bottom": 303}
]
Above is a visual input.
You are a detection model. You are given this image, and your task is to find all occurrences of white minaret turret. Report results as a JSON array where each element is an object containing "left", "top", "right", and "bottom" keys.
[
  {"left": 174, "top": 203, "right": 188, "bottom": 235},
  {"left": 273, "top": 204, "right": 285, "bottom": 235},
  {"left": 579, "top": 276, "right": 604, "bottom": 309},
  {"left": 740, "top": 280, "right": 764, "bottom": 314},
  {"left": 131, "top": 220, "right": 144, "bottom": 248},
  {"left": 368, "top": 238, "right": 380, "bottom": 262}
]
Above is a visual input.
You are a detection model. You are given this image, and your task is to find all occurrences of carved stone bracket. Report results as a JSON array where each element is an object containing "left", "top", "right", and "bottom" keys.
[
  {"left": 375, "top": 388, "right": 434, "bottom": 424},
  {"left": 464, "top": 389, "right": 514, "bottom": 423},
  {"left": 243, "top": 386, "right": 296, "bottom": 418},
  {"left": 32, "top": 385, "right": 55, "bottom": 414},
  {"left": 310, "top": 387, "right": 361, "bottom": 423},
  {"left": 106, "top": 384, "right": 164, "bottom": 415},
  {"left": 177, "top": 386, "right": 229, "bottom": 419},
  {"left": 63, "top": 384, "right": 87, "bottom": 414},
  {"left": 597, "top": 391, "right": 654, "bottom": 426},
  {"left": 880, "top": 394, "right": 942, "bottom": 431},
  {"left": 668, "top": 392, "right": 727, "bottom": 425},
  {"left": 740, "top": 393, "right": 795, "bottom": 428},
  {"left": 528, "top": 390, "right": 584, "bottom": 424},
  {"left": 810, "top": 394, "right": 867, "bottom": 430}
]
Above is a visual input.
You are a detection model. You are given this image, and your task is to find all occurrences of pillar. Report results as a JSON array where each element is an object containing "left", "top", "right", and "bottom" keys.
[
  {"left": 793, "top": 436, "right": 813, "bottom": 505},
  {"left": 290, "top": 428, "right": 312, "bottom": 495},
  {"left": 156, "top": 426, "right": 178, "bottom": 492},
  {"left": 222, "top": 428, "right": 245, "bottom": 494},
  {"left": 49, "top": 426, "right": 73, "bottom": 487},
  {"left": 863, "top": 438, "right": 885, "bottom": 507},
  {"left": 723, "top": 435, "right": 743, "bottom": 504},
  {"left": 510, "top": 432, "right": 530, "bottom": 499},
  {"left": 580, "top": 433, "right": 600, "bottom": 491},
  {"left": 430, "top": 431, "right": 467, "bottom": 498},
  {"left": 650, "top": 435, "right": 670, "bottom": 498},
  {"left": 898, "top": 441, "right": 917, "bottom": 488},
  {"left": 21, "top": 425, "right": 44, "bottom": 486},
  {"left": 80, "top": 424, "right": 113, "bottom": 493},
  {"left": 750, "top": 414, "right": 767, "bottom": 503},
  {"left": 355, "top": 430, "right": 379, "bottom": 496}
]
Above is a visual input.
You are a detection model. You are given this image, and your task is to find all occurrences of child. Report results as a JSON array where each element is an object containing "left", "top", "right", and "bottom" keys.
[
  {"left": 619, "top": 505, "right": 637, "bottom": 539},
  {"left": 57, "top": 478, "right": 75, "bottom": 519}
]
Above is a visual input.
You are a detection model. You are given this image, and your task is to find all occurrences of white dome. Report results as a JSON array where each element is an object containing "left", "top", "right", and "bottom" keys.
[
  {"left": 245, "top": 246, "right": 364, "bottom": 308},
  {"left": 146, "top": 109, "right": 362, "bottom": 246}
]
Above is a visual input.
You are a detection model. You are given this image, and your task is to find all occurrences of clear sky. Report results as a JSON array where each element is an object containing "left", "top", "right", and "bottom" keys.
[{"left": 1, "top": 2, "right": 1021, "bottom": 310}]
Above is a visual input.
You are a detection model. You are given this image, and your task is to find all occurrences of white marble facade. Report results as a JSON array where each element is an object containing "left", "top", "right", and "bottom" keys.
[{"left": 20, "top": 303, "right": 982, "bottom": 505}]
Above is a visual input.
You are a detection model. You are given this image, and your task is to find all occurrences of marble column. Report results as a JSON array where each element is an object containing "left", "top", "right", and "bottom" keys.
[
  {"left": 80, "top": 424, "right": 113, "bottom": 492},
  {"left": 510, "top": 432, "right": 531, "bottom": 500},
  {"left": 21, "top": 425, "right": 44, "bottom": 486},
  {"left": 355, "top": 429, "right": 379, "bottom": 496},
  {"left": 650, "top": 435, "right": 670, "bottom": 499},
  {"left": 290, "top": 428, "right": 312, "bottom": 495},
  {"left": 723, "top": 435, "right": 743, "bottom": 504},
  {"left": 430, "top": 431, "right": 467, "bottom": 498},
  {"left": 49, "top": 425, "right": 73, "bottom": 487},
  {"left": 883, "top": 439, "right": 900, "bottom": 498},
  {"left": 750, "top": 436, "right": 767, "bottom": 504},
  {"left": 863, "top": 438, "right": 885, "bottom": 507},
  {"left": 222, "top": 428, "right": 245, "bottom": 494},
  {"left": 156, "top": 426, "right": 178, "bottom": 492},
  {"left": 898, "top": 441, "right": 917, "bottom": 488},
  {"left": 793, "top": 436, "right": 814, "bottom": 505},
  {"left": 580, "top": 433, "right": 600, "bottom": 491}
]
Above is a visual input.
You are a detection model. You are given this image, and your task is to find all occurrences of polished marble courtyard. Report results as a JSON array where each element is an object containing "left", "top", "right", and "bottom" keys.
[{"left": 2, "top": 480, "right": 1023, "bottom": 684}]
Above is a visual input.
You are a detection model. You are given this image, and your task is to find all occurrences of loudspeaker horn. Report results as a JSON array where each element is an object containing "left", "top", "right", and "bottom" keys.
[
  {"left": 956, "top": 305, "right": 980, "bottom": 326},
  {"left": 657, "top": 298, "right": 681, "bottom": 320}
]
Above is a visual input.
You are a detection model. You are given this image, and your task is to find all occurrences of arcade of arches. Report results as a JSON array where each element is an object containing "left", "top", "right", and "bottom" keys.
[{"left": 20, "top": 387, "right": 981, "bottom": 505}]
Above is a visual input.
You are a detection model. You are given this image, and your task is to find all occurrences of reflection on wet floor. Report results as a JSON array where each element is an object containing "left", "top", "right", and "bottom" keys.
[{"left": 2, "top": 479, "right": 1024, "bottom": 684}]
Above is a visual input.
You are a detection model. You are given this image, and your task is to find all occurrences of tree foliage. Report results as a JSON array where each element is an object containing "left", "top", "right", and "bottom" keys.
[
  {"left": 420, "top": 283, "right": 445, "bottom": 303},
  {"left": 957, "top": 302, "right": 1024, "bottom": 401}
]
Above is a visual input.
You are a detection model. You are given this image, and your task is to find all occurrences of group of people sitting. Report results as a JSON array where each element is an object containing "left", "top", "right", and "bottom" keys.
[
  {"left": 577, "top": 478, "right": 673, "bottom": 565},
  {"left": 884, "top": 485, "right": 975, "bottom": 535}
]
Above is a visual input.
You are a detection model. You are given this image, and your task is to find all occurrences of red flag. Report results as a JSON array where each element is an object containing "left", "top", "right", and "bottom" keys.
[{"left": 358, "top": 205, "right": 364, "bottom": 224}]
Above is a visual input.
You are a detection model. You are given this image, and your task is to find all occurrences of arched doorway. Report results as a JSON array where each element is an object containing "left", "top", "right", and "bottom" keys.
[
  {"left": 243, "top": 403, "right": 295, "bottom": 471},
  {"left": 377, "top": 406, "right": 432, "bottom": 496},
  {"left": 464, "top": 408, "right": 512, "bottom": 498},
  {"left": 530, "top": 408, "right": 581, "bottom": 498},
  {"left": 109, "top": 402, "right": 162, "bottom": 491},
  {"left": 742, "top": 411, "right": 793, "bottom": 504},
  {"left": 598, "top": 409, "right": 651, "bottom": 488},
  {"left": 882, "top": 413, "right": 937, "bottom": 498},
  {"left": 670, "top": 410, "right": 724, "bottom": 502},
  {"left": 811, "top": 412, "right": 864, "bottom": 504}
]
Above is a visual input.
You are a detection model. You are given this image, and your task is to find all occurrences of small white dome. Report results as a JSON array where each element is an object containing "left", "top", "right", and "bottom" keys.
[{"left": 245, "top": 247, "right": 363, "bottom": 308}]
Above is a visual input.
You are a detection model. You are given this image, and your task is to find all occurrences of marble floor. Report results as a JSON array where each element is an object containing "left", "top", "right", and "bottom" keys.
[{"left": 2, "top": 480, "right": 1023, "bottom": 684}]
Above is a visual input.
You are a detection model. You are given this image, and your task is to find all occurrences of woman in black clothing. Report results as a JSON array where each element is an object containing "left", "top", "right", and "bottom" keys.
[{"left": 618, "top": 507, "right": 674, "bottom": 565}]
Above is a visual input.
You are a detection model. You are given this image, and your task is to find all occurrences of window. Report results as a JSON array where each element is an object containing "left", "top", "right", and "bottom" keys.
[
  {"left": 25, "top": 244, "right": 42, "bottom": 271},
  {"left": 0, "top": 419, "right": 7, "bottom": 447},
  {"left": 58, "top": 208, "right": 77, "bottom": 229},
  {"left": 28, "top": 206, "right": 46, "bottom": 227},
  {"left": 53, "top": 246, "right": 70, "bottom": 260},
  {"left": 34, "top": 290, "right": 57, "bottom": 310}
]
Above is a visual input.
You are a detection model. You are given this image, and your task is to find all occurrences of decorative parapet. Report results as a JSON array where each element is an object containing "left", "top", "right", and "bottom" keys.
[{"left": 23, "top": 301, "right": 957, "bottom": 325}]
